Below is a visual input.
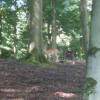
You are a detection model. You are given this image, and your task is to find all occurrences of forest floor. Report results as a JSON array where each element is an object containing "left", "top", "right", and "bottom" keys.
[{"left": 0, "top": 59, "right": 86, "bottom": 100}]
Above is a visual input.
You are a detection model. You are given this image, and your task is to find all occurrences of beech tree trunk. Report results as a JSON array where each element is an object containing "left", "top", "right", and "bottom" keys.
[
  {"left": 29, "top": 0, "right": 43, "bottom": 54},
  {"left": 84, "top": 0, "right": 100, "bottom": 100}
]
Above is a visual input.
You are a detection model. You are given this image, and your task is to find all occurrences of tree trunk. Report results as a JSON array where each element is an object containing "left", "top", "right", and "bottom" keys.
[
  {"left": 13, "top": 19, "right": 17, "bottom": 56},
  {"left": 0, "top": 10, "right": 2, "bottom": 55},
  {"left": 28, "top": 0, "right": 48, "bottom": 64},
  {"left": 0, "top": 12, "right": 2, "bottom": 43},
  {"left": 47, "top": 23, "right": 52, "bottom": 48},
  {"left": 48, "top": 23, "right": 50, "bottom": 41},
  {"left": 52, "top": 0, "right": 56, "bottom": 49},
  {"left": 80, "top": 0, "right": 89, "bottom": 59},
  {"left": 13, "top": 0, "right": 17, "bottom": 57},
  {"left": 84, "top": 0, "right": 100, "bottom": 100},
  {"left": 29, "top": 0, "right": 43, "bottom": 54}
]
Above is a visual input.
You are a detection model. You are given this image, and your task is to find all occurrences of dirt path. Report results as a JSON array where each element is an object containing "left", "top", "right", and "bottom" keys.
[{"left": 0, "top": 59, "right": 86, "bottom": 100}]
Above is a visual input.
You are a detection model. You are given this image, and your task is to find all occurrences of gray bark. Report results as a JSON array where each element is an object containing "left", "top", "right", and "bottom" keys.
[
  {"left": 29, "top": 0, "right": 43, "bottom": 54},
  {"left": 80, "top": 0, "right": 89, "bottom": 58},
  {"left": 85, "top": 0, "right": 100, "bottom": 100}
]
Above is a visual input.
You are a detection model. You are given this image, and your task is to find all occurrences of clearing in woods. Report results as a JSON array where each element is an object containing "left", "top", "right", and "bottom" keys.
[{"left": 0, "top": 59, "right": 86, "bottom": 100}]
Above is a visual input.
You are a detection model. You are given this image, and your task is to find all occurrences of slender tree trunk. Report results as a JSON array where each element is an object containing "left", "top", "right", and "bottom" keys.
[
  {"left": 27, "top": 0, "right": 32, "bottom": 49},
  {"left": 47, "top": 23, "right": 51, "bottom": 48},
  {"left": 48, "top": 23, "right": 50, "bottom": 40},
  {"left": 52, "top": 0, "right": 56, "bottom": 49},
  {"left": 0, "top": 13, "right": 1, "bottom": 43},
  {"left": 13, "top": 20, "right": 17, "bottom": 56},
  {"left": 84, "top": 0, "right": 100, "bottom": 100},
  {"left": 80, "top": 0, "right": 89, "bottom": 59},
  {"left": 13, "top": 0, "right": 17, "bottom": 57},
  {"left": 0, "top": 10, "right": 2, "bottom": 55},
  {"left": 29, "top": 0, "right": 43, "bottom": 54}
]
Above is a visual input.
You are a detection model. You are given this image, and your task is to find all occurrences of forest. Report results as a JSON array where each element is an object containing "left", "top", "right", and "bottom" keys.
[
  {"left": 0, "top": 0, "right": 100, "bottom": 100},
  {"left": 0, "top": 0, "right": 90, "bottom": 63}
]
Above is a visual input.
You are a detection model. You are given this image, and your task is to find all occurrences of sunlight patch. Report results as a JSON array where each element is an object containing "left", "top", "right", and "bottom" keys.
[
  {"left": 54, "top": 92, "right": 77, "bottom": 98},
  {"left": 0, "top": 88, "right": 21, "bottom": 92}
]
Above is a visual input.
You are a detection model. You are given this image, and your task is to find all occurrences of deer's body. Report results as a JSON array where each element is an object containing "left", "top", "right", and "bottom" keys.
[{"left": 45, "top": 49, "right": 58, "bottom": 62}]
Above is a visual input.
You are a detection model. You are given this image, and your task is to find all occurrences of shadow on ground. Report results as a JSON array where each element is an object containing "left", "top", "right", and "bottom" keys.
[{"left": 0, "top": 59, "right": 86, "bottom": 100}]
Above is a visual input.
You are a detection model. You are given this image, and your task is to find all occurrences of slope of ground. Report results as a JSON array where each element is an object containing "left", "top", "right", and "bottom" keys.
[{"left": 0, "top": 59, "right": 86, "bottom": 100}]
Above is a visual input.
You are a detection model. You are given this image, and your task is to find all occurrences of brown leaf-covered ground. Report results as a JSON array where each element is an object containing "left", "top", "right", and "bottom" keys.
[{"left": 0, "top": 59, "right": 86, "bottom": 100}]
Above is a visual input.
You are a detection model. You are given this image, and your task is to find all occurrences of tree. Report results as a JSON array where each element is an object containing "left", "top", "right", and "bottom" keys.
[
  {"left": 84, "top": 0, "right": 100, "bottom": 100},
  {"left": 29, "top": 0, "right": 42, "bottom": 53},
  {"left": 0, "top": 5, "right": 2, "bottom": 55},
  {"left": 52, "top": 0, "right": 56, "bottom": 49},
  {"left": 0, "top": 0, "right": 87, "bottom": 61},
  {"left": 43, "top": 0, "right": 52, "bottom": 48},
  {"left": 13, "top": 0, "right": 17, "bottom": 56},
  {"left": 28, "top": 0, "right": 47, "bottom": 63},
  {"left": 80, "top": 0, "right": 89, "bottom": 59},
  {"left": 0, "top": 0, "right": 28, "bottom": 59},
  {"left": 43, "top": 0, "right": 67, "bottom": 49}
]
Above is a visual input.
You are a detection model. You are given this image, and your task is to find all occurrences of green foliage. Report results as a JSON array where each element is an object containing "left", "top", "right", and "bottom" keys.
[
  {"left": 43, "top": 0, "right": 84, "bottom": 60},
  {"left": 58, "top": 52, "right": 64, "bottom": 61},
  {"left": 1, "top": 49, "right": 13, "bottom": 58},
  {"left": 88, "top": 47, "right": 100, "bottom": 56},
  {"left": 57, "top": 0, "right": 81, "bottom": 35},
  {"left": 1, "top": 0, "right": 86, "bottom": 62},
  {"left": 82, "top": 77, "right": 97, "bottom": 95},
  {"left": 1, "top": 0, "right": 28, "bottom": 60},
  {"left": 0, "top": 45, "right": 13, "bottom": 58},
  {"left": 69, "top": 35, "right": 85, "bottom": 59}
]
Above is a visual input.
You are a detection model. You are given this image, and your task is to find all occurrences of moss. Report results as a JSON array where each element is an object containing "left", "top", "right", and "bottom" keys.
[
  {"left": 23, "top": 48, "right": 49, "bottom": 66},
  {"left": 82, "top": 77, "right": 97, "bottom": 95},
  {"left": 88, "top": 47, "right": 100, "bottom": 56},
  {"left": 39, "top": 62, "right": 55, "bottom": 68}
]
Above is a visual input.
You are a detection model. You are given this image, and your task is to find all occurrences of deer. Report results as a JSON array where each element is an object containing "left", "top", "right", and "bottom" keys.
[
  {"left": 64, "top": 50, "right": 76, "bottom": 64},
  {"left": 45, "top": 49, "right": 59, "bottom": 62}
]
